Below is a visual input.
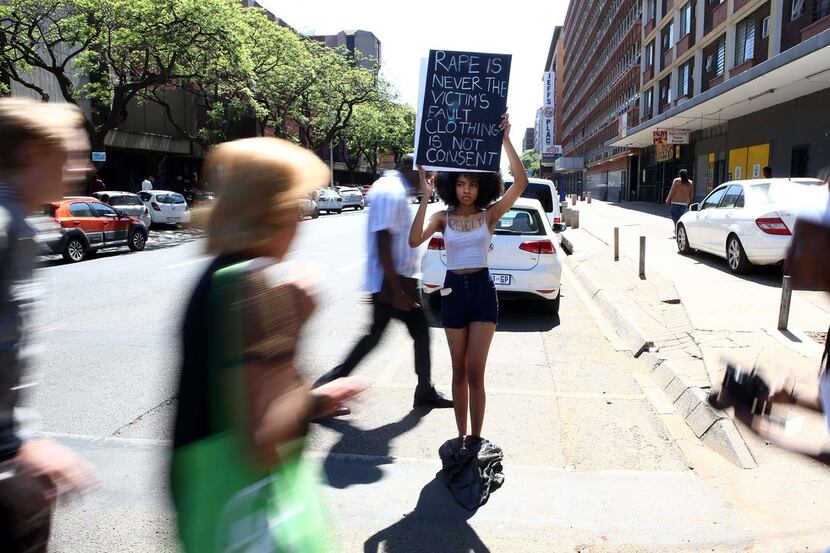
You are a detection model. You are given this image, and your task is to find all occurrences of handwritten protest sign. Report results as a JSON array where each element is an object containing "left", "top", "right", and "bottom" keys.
[{"left": 415, "top": 50, "right": 512, "bottom": 172}]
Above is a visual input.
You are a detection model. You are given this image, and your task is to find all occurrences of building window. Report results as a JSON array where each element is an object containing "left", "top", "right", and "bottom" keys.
[
  {"left": 680, "top": 2, "right": 694, "bottom": 36},
  {"left": 644, "top": 88, "right": 654, "bottom": 117},
  {"left": 678, "top": 59, "right": 694, "bottom": 97},
  {"left": 705, "top": 35, "right": 726, "bottom": 78},
  {"left": 659, "top": 75, "right": 672, "bottom": 108},
  {"left": 662, "top": 0, "right": 671, "bottom": 18},
  {"left": 791, "top": 0, "right": 805, "bottom": 19},
  {"left": 646, "top": 41, "right": 655, "bottom": 67},
  {"left": 661, "top": 21, "right": 675, "bottom": 50},
  {"left": 735, "top": 16, "right": 756, "bottom": 65},
  {"left": 762, "top": 16, "right": 770, "bottom": 38},
  {"left": 646, "top": 0, "right": 657, "bottom": 20}
]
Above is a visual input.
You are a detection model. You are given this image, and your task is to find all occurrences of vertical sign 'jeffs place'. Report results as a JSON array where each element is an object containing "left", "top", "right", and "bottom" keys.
[{"left": 415, "top": 50, "right": 512, "bottom": 172}]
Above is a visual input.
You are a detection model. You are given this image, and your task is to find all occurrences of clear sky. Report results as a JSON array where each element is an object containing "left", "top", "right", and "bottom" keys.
[{"left": 258, "top": 0, "right": 568, "bottom": 160}]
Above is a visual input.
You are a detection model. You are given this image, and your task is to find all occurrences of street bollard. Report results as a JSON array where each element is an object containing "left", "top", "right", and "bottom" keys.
[
  {"left": 570, "top": 194, "right": 576, "bottom": 206},
  {"left": 587, "top": 191, "right": 592, "bottom": 204},
  {"left": 778, "top": 275, "right": 793, "bottom": 330},
  {"left": 614, "top": 227, "right": 619, "bottom": 261},
  {"left": 639, "top": 236, "right": 646, "bottom": 278},
  {"left": 571, "top": 209, "right": 580, "bottom": 229}
]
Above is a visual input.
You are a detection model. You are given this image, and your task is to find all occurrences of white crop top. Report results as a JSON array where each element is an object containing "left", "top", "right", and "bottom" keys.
[{"left": 444, "top": 211, "right": 491, "bottom": 270}]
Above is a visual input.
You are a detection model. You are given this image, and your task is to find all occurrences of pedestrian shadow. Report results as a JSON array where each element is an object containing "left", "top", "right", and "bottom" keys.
[
  {"left": 318, "top": 408, "right": 430, "bottom": 489},
  {"left": 363, "top": 477, "right": 490, "bottom": 553}
]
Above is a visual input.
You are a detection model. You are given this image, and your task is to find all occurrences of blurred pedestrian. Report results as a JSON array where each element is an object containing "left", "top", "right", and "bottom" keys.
[
  {"left": 311, "top": 155, "right": 453, "bottom": 413},
  {"left": 0, "top": 97, "right": 97, "bottom": 552},
  {"left": 88, "top": 174, "right": 106, "bottom": 195},
  {"left": 408, "top": 113, "right": 525, "bottom": 447},
  {"left": 141, "top": 174, "right": 153, "bottom": 191},
  {"left": 171, "top": 137, "right": 364, "bottom": 553},
  {"left": 665, "top": 169, "right": 693, "bottom": 236}
]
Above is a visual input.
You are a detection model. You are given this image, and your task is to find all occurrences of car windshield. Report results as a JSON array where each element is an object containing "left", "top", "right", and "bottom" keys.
[
  {"left": 503, "top": 182, "right": 554, "bottom": 213},
  {"left": 495, "top": 208, "right": 546, "bottom": 235},
  {"left": 109, "top": 195, "right": 142, "bottom": 206}
]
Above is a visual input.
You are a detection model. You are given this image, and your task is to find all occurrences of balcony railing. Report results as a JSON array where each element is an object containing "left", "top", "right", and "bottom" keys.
[{"left": 802, "top": 0, "right": 830, "bottom": 40}]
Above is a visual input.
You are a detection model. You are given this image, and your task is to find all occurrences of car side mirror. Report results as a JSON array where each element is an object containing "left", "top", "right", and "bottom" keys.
[
  {"left": 553, "top": 223, "right": 567, "bottom": 233},
  {"left": 689, "top": 203, "right": 700, "bottom": 211}
]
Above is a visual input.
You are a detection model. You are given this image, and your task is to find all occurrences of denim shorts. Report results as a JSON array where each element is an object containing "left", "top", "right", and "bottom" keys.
[
  {"left": 441, "top": 269, "right": 498, "bottom": 329},
  {"left": 670, "top": 203, "right": 688, "bottom": 226}
]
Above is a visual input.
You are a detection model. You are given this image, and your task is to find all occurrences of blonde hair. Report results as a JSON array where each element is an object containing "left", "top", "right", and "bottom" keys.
[
  {"left": 203, "top": 137, "right": 329, "bottom": 255},
  {"left": 0, "top": 98, "right": 85, "bottom": 172}
]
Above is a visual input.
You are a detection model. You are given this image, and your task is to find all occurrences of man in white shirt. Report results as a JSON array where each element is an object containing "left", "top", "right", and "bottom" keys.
[
  {"left": 314, "top": 155, "right": 452, "bottom": 412},
  {"left": 141, "top": 175, "right": 153, "bottom": 191}
]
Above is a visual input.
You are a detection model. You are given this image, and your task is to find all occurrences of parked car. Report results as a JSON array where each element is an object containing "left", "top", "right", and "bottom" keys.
[
  {"left": 503, "top": 177, "right": 566, "bottom": 232},
  {"left": 299, "top": 195, "right": 320, "bottom": 220},
  {"left": 315, "top": 188, "right": 343, "bottom": 214},
  {"left": 40, "top": 197, "right": 148, "bottom": 262},
  {"left": 420, "top": 197, "right": 563, "bottom": 314},
  {"left": 92, "top": 191, "right": 151, "bottom": 227},
  {"left": 184, "top": 188, "right": 216, "bottom": 207},
  {"left": 676, "top": 178, "right": 827, "bottom": 274},
  {"left": 137, "top": 190, "right": 192, "bottom": 226},
  {"left": 335, "top": 186, "right": 365, "bottom": 210}
]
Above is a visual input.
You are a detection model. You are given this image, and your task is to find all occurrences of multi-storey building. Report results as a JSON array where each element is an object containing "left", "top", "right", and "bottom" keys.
[
  {"left": 542, "top": 26, "right": 566, "bottom": 182},
  {"left": 614, "top": 0, "right": 830, "bottom": 201},
  {"left": 524, "top": 128, "right": 537, "bottom": 152},
  {"left": 559, "top": 0, "right": 642, "bottom": 200},
  {"left": 314, "top": 30, "right": 382, "bottom": 72}
]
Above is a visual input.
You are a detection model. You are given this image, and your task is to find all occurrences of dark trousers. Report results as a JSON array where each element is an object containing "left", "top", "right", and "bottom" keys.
[
  {"left": 315, "top": 297, "right": 432, "bottom": 390},
  {"left": 0, "top": 462, "right": 54, "bottom": 553}
]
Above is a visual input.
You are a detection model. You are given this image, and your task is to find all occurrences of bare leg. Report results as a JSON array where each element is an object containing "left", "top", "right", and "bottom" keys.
[
  {"left": 466, "top": 322, "right": 496, "bottom": 438},
  {"left": 445, "top": 327, "right": 469, "bottom": 439}
]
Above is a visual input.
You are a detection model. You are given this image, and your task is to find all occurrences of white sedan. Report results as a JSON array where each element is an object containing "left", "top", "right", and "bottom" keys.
[
  {"left": 137, "top": 190, "right": 192, "bottom": 226},
  {"left": 420, "top": 197, "right": 564, "bottom": 315},
  {"left": 676, "top": 178, "right": 827, "bottom": 274}
]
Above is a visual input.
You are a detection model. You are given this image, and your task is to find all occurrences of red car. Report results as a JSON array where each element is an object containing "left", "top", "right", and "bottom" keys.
[{"left": 41, "top": 197, "right": 149, "bottom": 262}]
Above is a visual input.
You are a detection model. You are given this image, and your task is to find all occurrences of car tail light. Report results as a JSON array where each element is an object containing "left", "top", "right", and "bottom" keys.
[
  {"left": 755, "top": 217, "right": 791, "bottom": 235},
  {"left": 151, "top": 202, "right": 161, "bottom": 212},
  {"left": 554, "top": 217, "right": 561, "bottom": 224},
  {"left": 428, "top": 236, "right": 445, "bottom": 250},
  {"left": 519, "top": 240, "right": 556, "bottom": 254}
]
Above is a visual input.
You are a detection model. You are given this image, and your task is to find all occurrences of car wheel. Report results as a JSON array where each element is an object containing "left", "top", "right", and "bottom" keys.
[
  {"left": 129, "top": 229, "right": 147, "bottom": 251},
  {"left": 542, "top": 294, "right": 561, "bottom": 316},
  {"left": 676, "top": 224, "right": 692, "bottom": 255},
  {"left": 312, "top": 209, "right": 319, "bottom": 219},
  {"left": 62, "top": 238, "right": 86, "bottom": 263},
  {"left": 336, "top": 209, "right": 342, "bottom": 214},
  {"left": 726, "top": 234, "right": 751, "bottom": 274}
]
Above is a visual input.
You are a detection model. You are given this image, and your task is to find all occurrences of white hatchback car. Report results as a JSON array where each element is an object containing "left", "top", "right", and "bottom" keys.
[
  {"left": 336, "top": 186, "right": 365, "bottom": 210},
  {"left": 137, "top": 190, "right": 192, "bottom": 226},
  {"left": 315, "top": 189, "right": 343, "bottom": 214},
  {"left": 420, "top": 197, "right": 564, "bottom": 314},
  {"left": 503, "top": 177, "right": 566, "bottom": 232},
  {"left": 676, "top": 178, "right": 827, "bottom": 273}
]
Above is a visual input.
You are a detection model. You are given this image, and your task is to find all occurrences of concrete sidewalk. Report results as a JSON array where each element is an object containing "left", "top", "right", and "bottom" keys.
[{"left": 563, "top": 199, "right": 828, "bottom": 468}]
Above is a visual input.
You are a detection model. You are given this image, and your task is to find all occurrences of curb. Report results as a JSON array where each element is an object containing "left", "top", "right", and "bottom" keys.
[{"left": 566, "top": 257, "right": 757, "bottom": 469}]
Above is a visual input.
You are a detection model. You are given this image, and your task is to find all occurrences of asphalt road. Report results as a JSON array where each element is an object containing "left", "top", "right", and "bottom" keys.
[{"left": 27, "top": 207, "right": 819, "bottom": 552}]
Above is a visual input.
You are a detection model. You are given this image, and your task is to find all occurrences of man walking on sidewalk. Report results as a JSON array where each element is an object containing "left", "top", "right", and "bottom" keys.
[{"left": 314, "top": 155, "right": 452, "bottom": 413}]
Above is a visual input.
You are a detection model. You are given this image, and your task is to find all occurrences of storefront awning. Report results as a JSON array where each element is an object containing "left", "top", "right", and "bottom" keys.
[{"left": 611, "top": 30, "right": 830, "bottom": 149}]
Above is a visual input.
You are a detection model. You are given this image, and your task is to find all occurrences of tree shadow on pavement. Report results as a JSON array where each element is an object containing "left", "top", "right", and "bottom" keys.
[
  {"left": 363, "top": 477, "right": 490, "bottom": 553},
  {"left": 318, "top": 408, "right": 430, "bottom": 489},
  {"left": 605, "top": 200, "right": 671, "bottom": 219}
]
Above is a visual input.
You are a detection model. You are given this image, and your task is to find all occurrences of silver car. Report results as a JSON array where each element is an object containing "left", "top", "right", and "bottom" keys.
[
  {"left": 315, "top": 189, "right": 343, "bottom": 214},
  {"left": 336, "top": 186, "right": 365, "bottom": 210},
  {"left": 299, "top": 196, "right": 319, "bottom": 219},
  {"left": 92, "top": 191, "right": 151, "bottom": 227}
]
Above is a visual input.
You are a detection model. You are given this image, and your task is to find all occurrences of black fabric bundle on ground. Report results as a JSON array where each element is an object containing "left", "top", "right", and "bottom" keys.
[{"left": 438, "top": 437, "right": 505, "bottom": 511}]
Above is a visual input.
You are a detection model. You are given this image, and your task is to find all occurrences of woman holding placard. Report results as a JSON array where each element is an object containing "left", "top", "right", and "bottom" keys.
[{"left": 409, "top": 113, "right": 527, "bottom": 447}]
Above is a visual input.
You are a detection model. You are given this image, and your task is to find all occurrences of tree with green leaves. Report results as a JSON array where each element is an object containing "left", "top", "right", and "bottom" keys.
[
  {"left": 0, "top": 0, "right": 244, "bottom": 152},
  {"left": 520, "top": 149, "right": 541, "bottom": 177}
]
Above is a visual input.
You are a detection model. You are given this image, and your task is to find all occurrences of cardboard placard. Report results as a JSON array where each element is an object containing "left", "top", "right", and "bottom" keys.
[{"left": 414, "top": 50, "right": 511, "bottom": 172}]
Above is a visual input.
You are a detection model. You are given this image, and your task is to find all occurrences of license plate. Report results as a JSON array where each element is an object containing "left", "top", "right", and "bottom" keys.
[
  {"left": 167, "top": 217, "right": 180, "bottom": 223},
  {"left": 492, "top": 273, "right": 511, "bottom": 285}
]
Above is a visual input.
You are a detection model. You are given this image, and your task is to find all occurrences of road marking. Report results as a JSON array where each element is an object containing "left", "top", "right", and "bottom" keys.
[
  {"left": 162, "top": 257, "right": 209, "bottom": 270},
  {"left": 336, "top": 257, "right": 367, "bottom": 273}
]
